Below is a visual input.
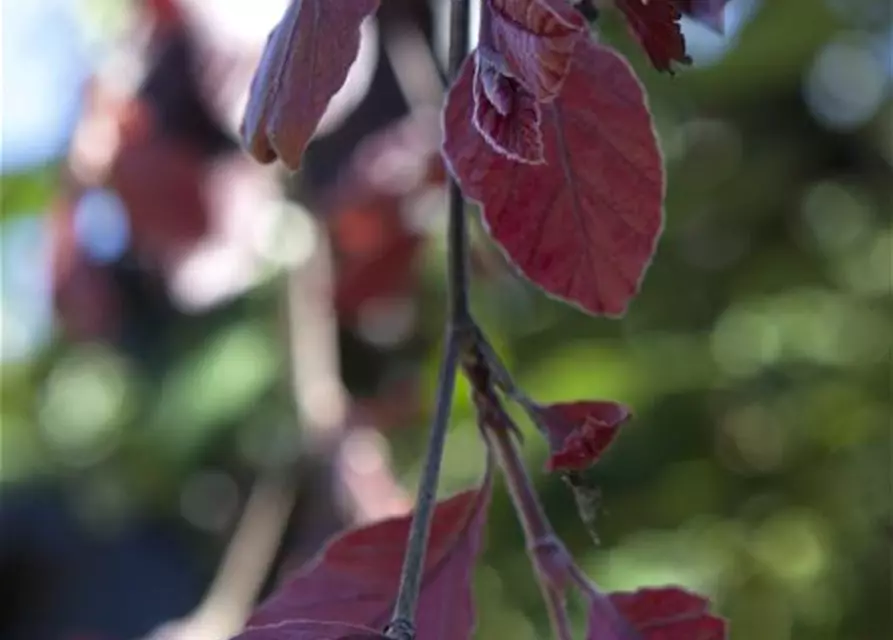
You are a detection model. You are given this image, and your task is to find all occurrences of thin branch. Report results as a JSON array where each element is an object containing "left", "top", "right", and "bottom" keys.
[
  {"left": 542, "top": 585, "right": 575, "bottom": 640},
  {"left": 484, "top": 417, "right": 574, "bottom": 640},
  {"left": 487, "top": 420, "right": 552, "bottom": 542},
  {"left": 387, "top": 2, "right": 472, "bottom": 636},
  {"left": 387, "top": 329, "right": 463, "bottom": 639},
  {"left": 446, "top": 0, "right": 472, "bottom": 323}
]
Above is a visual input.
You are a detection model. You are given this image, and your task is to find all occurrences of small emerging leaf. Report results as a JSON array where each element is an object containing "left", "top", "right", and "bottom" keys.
[
  {"left": 533, "top": 400, "right": 630, "bottom": 471},
  {"left": 240, "top": 0, "right": 380, "bottom": 169},
  {"left": 444, "top": 42, "right": 664, "bottom": 317}
]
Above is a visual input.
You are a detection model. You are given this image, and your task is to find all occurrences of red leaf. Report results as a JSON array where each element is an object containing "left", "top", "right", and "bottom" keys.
[
  {"left": 485, "top": 0, "right": 586, "bottom": 101},
  {"left": 588, "top": 587, "right": 727, "bottom": 639},
  {"left": 142, "top": 0, "right": 183, "bottom": 29},
  {"left": 533, "top": 400, "right": 630, "bottom": 471},
  {"left": 472, "top": 51, "right": 544, "bottom": 164},
  {"left": 443, "top": 42, "right": 664, "bottom": 317},
  {"left": 615, "top": 0, "right": 691, "bottom": 72},
  {"left": 638, "top": 616, "right": 727, "bottom": 639},
  {"left": 240, "top": 472, "right": 492, "bottom": 639},
  {"left": 237, "top": 620, "right": 388, "bottom": 639},
  {"left": 610, "top": 587, "right": 708, "bottom": 626},
  {"left": 240, "top": 0, "right": 380, "bottom": 169}
]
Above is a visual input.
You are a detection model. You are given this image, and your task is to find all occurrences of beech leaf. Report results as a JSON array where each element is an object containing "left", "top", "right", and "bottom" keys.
[
  {"left": 240, "top": 0, "right": 380, "bottom": 169},
  {"left": 587, "top": 587, "right": 727, "bottom": 639},
  {"left": 486, "top": 0, "right": 586, "bottom": 101},
  {"left": 238, "top": 469, "right": 492, "bottom": 639},
  {"left": 235, "top": 620, "right": 388, "bottom": 639},
  {"left": 443, "top": 42, "right": 664, "bottom": 317},
  {"left": 614, "top": 0, "right": 691, "bottom": 72},
  {"left": 472, "top": 51, "right": 545, "bottom": 164},
  {"left": 533, "top": 400, "right": 630, "bottom": 471},
  {"left": 609, "top": 587, "right": 727, "bottom": 639}
]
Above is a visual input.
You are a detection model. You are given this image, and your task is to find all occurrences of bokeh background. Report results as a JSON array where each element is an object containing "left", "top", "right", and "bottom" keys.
[{"left": 1, "top": 1, "right": 891, "bottom": 639}]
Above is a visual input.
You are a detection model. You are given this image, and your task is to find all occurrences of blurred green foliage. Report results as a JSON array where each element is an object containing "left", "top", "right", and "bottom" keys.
[{"left": 1, "top": 1, "right": 891, "bottom": 639}]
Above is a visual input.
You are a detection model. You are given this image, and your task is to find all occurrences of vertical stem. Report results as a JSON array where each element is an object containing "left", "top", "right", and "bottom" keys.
[
  {"left": 388, "top": 331, "right": 461, "bottom": 639},
  {"left": 447, "top": 0, "right": 471, "bottom": 323},
  {"left": 387, "top": 2, "right": 471, "bottom": 637}
]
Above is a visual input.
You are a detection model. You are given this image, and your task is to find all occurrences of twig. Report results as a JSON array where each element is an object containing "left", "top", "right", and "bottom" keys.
[
  {"left": 387, "top": 2, "right": 472, "bottom": 637},
  {"left": 387, "top": 330, "right": 462, "bottom": 640},
  {"left": 445, "top": 0, "right": 472, "bottom": 323},
  {"left": 483, "top": 407, "right": 574, "bottom": 640},
  {"left": 541, "top": 584, "right": 575, "bottom": 640}
]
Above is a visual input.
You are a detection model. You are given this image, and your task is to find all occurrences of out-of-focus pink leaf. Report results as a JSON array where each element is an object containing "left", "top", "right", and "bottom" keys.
[
  {"left": 322, "top": 112, "right": 443, "bottom": 322},
  {"left": 240, "top": 0, "right": 380, "bottom": 169},
  {"left": 109, "top": 124, "right": 210, "bottom": 261},
  {"left": 531, "top": 400, "right": 630, "bottom": 472},
  {"left": 238, "top": 468, "right": 492, "bottom": 640},
  {"left": 142, "top": 0, "right": 183, "bottom": 29},
  {"left": 443, "top": 41, "right": 664, "bottom": 317}
]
